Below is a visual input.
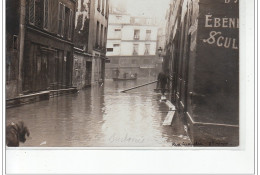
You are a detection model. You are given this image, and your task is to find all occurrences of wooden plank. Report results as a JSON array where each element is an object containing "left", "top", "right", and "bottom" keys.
[{"left": 163, "top": 111, "right": 175, "bottom": 126}]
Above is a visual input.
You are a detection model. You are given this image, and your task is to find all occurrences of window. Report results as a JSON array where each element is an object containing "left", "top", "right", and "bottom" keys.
[
  {"left": 67, "top": 9, "right": 73, "bottom": 40},
  {"left": 64, "top": 7, "right": 72, "bottom": 40},
  {"left": 102, "top": 0, "right": 105, "bottom": 14},
  {"left": 35, "top": 0, "right": 44, "bottom": 28},
  {"left": 105, "top": 0, "right": 109, "bottom": 17},
  {"left": 134, "top": 30, "right": 140, "bottom": 40},
  {"left": 133, "top": 44, "right": 139, "bottom": 55},
  {"left": 113, "top": 44, "right": 120, "bottom": 47},
  {"left": 144, "top": 44, "right": 150, "bottom": 55},
  {"left": 145, "top": 30, "right": 151, "bottom": 40},
  {"left": 43, "top": 0, "right": 49, "bottom": 29},
  {"left": 29, "top": 0, "right": 35, "bottom": 24},
  {"left": 146, "top": 19, "right": 152, "bottom": 25},
  {"left": 98, "top": 0, "right": 101, "bottom": 11},
  {"left": 58, "top": 3, "right": 65, "bottom": 36},
  {"left": 96, "top": 21, "right": 100, "bottom": 46},
  {"left": 104, "top": 27, "right": 107, "bottom": 47},
  {"left": 100, "top": 24, "right": 103, "bottom": 46},
  {"left": 13, "top": 35, "right": 18, "bottom": 50},
  {"left": 116, "top": 16, "right": 122, "bottom": 20}
]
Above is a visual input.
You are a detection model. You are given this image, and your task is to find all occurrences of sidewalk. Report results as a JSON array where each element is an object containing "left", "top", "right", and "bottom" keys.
[
  {"left": 6, "top": 87, "right": 78, "bottom": 108},
  {"left": 162, "top": 99, "right": 192, "bottom": 147}
]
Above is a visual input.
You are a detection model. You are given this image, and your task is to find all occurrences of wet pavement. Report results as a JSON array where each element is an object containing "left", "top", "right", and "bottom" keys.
[{"left": 6, "top": 78, "right": 192, "bottom": 147}]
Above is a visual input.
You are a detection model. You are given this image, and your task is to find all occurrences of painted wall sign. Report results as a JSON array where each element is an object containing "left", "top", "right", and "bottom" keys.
[
  {"left": 193, "top": 0, "right": 239, "bottom": 126},
  {"left": 199, "top": 0, "right": 239, "bottom": 50}
]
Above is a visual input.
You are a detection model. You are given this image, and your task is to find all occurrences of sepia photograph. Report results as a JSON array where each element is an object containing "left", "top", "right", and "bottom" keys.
[{"left": 5, "top": 0, "right": 239, "bottom": 148}]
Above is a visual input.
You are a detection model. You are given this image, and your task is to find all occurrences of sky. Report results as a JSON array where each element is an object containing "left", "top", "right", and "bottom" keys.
[{"left": 110, "top": 0, "right": 171, "bottom": 21}]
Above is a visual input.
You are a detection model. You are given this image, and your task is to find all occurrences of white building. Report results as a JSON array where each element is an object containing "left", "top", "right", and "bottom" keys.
[{"left": 106, "top": 12, "right": 159, "bottom": 78}]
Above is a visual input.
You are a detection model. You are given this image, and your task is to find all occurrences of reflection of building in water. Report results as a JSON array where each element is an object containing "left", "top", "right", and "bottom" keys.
[
  {"left": 164, "top": 0, "right": 239, "bottom": 146},
  {"left": 106, "top": 9, "right": 159, "bottom": 79}
]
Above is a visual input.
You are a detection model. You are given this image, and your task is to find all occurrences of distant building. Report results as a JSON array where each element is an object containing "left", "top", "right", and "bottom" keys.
[
  {"left": 106, "top": 12, "right": 159, "bottom": 79},
  {"left": 73, "top": 0, "right": 109, "bottom": 88},
  {"left": 6, "top": 0, "right": 76, "bottom": 98}
]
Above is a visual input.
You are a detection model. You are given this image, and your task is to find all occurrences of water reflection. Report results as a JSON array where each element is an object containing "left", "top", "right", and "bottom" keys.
[{"left": 6, "top": 78, "right": 190, "bottom": 147}]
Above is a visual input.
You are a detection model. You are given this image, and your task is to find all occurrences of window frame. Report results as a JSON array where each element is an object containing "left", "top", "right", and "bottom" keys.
[
  {"left": 113, "top": 44, "right": 120, "bottom": 47},
  {"left": 134, "top": 29, "right": 140, "bottom": 40},
  {"left": 96, "top": 21, "right": 100, "bottom": 47},
  {"left": 58, "top": 2, "right": 65, "bottom": 37},
  {"left": 29, "top": 0, "right": 35, "bottom": 25},
  {"left": 67, "top": 9, "right": 73, "bottom": 40},
  {"left": 97, "top": 0, "right": 101, "bottom": 11},
  {"left": 145, "top": 30, "right": 152, "bottom": 40},
  {"left": 133, "top": 44, "right": 139, "bottom": 55},
  {"left": 43, "top": 0, "right": 49, "bottom": 30},
  {"left": 102, "top": 0, "right": 105, "bottom": 15},
  {"left": 144, "top": 44, "right": 151, "bottom": 55},
  {"left": 100, "top": 24, "right": 104, "bottom": 47}
]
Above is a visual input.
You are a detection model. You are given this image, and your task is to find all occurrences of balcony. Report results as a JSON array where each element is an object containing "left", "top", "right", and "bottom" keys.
[{"left": 134, "top": 35, "right": 140, "bottom": 40}]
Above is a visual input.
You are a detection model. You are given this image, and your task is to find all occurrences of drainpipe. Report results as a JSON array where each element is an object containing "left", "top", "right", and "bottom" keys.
[{"left": 18, "top": 0, "right": 26, "bottom": 95}]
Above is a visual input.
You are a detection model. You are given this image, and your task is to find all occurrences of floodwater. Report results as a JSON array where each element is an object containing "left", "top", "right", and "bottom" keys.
[{"left": 6, "top": 78, "right": 191, "bottom": 147}]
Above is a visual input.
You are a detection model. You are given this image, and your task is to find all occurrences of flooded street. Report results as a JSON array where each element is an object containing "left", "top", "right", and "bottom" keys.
[{"left": 6, "top": 78, "right": 191, "bottom": 147}]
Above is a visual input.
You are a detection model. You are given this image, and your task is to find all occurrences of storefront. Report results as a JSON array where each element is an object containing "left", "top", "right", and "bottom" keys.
[{"left": 165, "top": 0, "right": 239, "bottom": 146}]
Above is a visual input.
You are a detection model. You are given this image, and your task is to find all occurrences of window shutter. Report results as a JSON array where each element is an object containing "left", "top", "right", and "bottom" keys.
[
  {"left": 29, "top": 0, "right": 35, "bottom": 24},
  {"left": 62, "top": 4, "right": 65, "bottom": 37},
  {"left": 68, "top": 9, "right": 73, "bottom": 40},
  {"left": 44, "top": 0, "right": 49, "bottom": 29}
]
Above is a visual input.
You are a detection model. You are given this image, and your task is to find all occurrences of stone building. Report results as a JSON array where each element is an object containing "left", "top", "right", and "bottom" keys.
[
  {"left": 6, "top": 0, "right": 21, "bottom": 99},
  {"left": 89, "top": 0, "right": 109, "bottom": 84},
  {"left": 6, "top": 0, "right": 76, "bottom": 98},
  {"left": 73, "top": 0, "right": 92, "bottom": 89},
  {"left": 106, "top": 11, "right": 159, "bottom": 79},
  {"left": 164, "top": 0, "right": 239, "bottom": 146},
  {"left": 73, "top": 0, "right": 109, "bottom": 88}
]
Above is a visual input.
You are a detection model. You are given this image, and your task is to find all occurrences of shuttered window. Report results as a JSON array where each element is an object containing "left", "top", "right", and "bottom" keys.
[
  {"left": 29, "top": 0, "right": 35, "bottom": 24},
  {"left": 34, "top": 0, "right": 44, "bottom": 27},
  {"left": 105, "top": 0, "right": 109, "bottom": 17},
  {"left": 58, "top": 3, "right": 65, "bottom": 36},
  {"left": 98, "top": 0, "right": 101, "bottom": 10},
  {"left": 43, "top": 0, "right": 49, "bottom": 29},
  {"left": 68, "top": 9, "right": 73, "bottom": 40},
  {"left": 102, "top": 0, "right": 105, "bottom": 13},
  {"left": 104, "top": 27, "right": 107, "bottom": 47},
  {"left": 100, "top": 24, "right": 103, "bottom": 46}
]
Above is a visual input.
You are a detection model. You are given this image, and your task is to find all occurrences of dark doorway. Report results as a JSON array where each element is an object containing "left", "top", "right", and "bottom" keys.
[{"left": 85, "top": 61, "right": 92, "bottom": 86}]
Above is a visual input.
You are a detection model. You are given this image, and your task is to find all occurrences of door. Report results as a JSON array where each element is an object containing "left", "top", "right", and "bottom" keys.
[{"left": 85, "top": 61, "right": 92, "bottom": 86}]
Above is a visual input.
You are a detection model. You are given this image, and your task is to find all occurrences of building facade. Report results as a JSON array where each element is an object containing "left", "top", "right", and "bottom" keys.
[
  {"left": 106, "top": 12, "right": 159, "bottom": 79},
  {"left": 6, "top": 0, "right": 21, "bottom": 99},
  {"left": 89, "top": 0, "right": 109, "bottom": 84},
  {"left": 164, "top": 0, "right": 239, "bottom": 146},
  {"left": 6, "top": 0, "right": 76, "bottom": 99},
  {"left": 73, "top": 0, "right": 92, "bottom": 89},
  {"left": 72, "top": 0, "right": 109, "bottom": 89},
  {"left": 6, "top": 0, "right": 109, "bottom": 99}
]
